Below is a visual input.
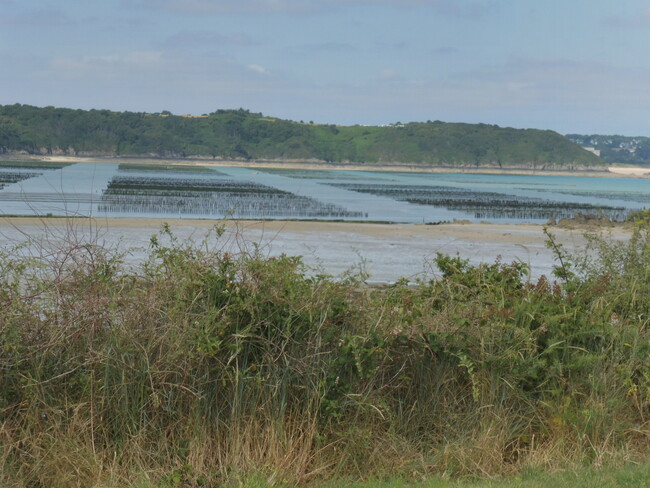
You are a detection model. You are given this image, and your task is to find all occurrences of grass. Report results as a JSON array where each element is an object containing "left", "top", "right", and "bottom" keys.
[
  {"left": 0, "top": 160, "right": 71, "bottom": 169},
  {"left": 130, "top": 461, "right": 650, "bottom": 487},
  {"left": 318, "top": 464, "right": 650, "bottom": 488},
  {"left": 317, "top": 462, "right": 650, "bottom": 488},
  {"left": 1, "top": 216, "right": 650, "bottom": 487},
  {"left": 118, "top": 163, "right": 223, "bottom": 173}
]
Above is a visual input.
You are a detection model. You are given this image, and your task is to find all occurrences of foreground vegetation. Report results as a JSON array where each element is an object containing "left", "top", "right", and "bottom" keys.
[
  {"left": 1, "top": 217, "right": 650, "bottom": 487},
  {"left": 320, "top": 461, "right": 650, "bottom": 488},
  {"left": 0, "top": 104, "right": 603, "bottom": 168}
]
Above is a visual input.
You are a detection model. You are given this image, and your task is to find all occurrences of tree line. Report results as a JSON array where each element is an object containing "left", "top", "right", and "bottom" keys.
[{"left": 0, "top": 104, "right": 604, "bottom": 168}]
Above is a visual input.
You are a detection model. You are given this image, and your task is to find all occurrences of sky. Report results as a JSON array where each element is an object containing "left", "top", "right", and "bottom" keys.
[{"left": 2, "top": 0, "right": 650, "bottom": 135}]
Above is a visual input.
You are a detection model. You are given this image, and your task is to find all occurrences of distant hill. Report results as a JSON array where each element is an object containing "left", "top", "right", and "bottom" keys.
[
  {"left": 566, "top": 134, "right": 650, "bottom": 167},
  {"left": 0, "top": 104, "right": 604, "bottom": 169}
]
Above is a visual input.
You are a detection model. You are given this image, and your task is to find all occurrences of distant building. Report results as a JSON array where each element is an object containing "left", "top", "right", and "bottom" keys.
[{"left": 584, "top": 147, "right": 601, "bottom": 156}]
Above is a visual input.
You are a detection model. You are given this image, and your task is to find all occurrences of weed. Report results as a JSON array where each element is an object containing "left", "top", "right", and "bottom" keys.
[{"left": 1, "top": 219, "right": 650, "bottom": 486}]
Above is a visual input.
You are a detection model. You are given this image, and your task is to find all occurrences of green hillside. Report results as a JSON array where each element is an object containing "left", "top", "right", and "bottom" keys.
[
  {"left": 567, "top": 133, "right": 650, "bottom": 167},
  {"left": 0, "top": 104, "right": 604, "bottom": 169}
]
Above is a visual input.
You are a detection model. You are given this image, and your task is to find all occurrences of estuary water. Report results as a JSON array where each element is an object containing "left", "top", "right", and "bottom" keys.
[{"left": 0, "top": 162, "right": 648, "bottom": 223}]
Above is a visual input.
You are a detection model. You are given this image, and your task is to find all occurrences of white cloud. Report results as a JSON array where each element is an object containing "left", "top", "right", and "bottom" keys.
[
  {"left": 129, "top": 0, "right": 495, "bottom": 17},
  {"left": 247, "top": 64, "right": 269, "bottom": 74},
  {"left": 123, "top": 51, "right": 164, "bottom": 65},
  {"left": 161, "top": 31, "right": 260, "bottom": 50},
  {"left": 10, "top": 48, "right": 286, "bottom": 116},
  {"left": 417, "top": 58, "right": 637, "bottom": 118},
  {"left": 50, "top": 51, "right": 165, "bottom": 77},
  {"left": 0, "top": 5, "right": 75, "bottom": 28},
  {"left": 348, "top": 0, "right": 496, "bottom": 18},
  {"left": 131, "top": 0, "right": 324, "bottom": 14},
  {"left": 242, "top": 56, "right": 650, "bottom": 133},
  {"left": 290, "top": 42, "right": 356, "bottom": 54},
  {"left": 431, "top": 46, "right": 460, "bottom": 56},
  {"left": 606, "top": 7, "right": 650, "bottom": 28},
  {"left": 379, "top": 68, "right": 398, "bottom": 79}
]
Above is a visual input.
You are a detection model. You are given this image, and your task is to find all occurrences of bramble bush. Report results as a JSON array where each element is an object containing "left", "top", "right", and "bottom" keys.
[{"left": 1, "top": 219, "right": 650, "bottom": 487}]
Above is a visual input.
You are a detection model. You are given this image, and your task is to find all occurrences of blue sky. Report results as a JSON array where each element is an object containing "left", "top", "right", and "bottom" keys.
[{"left": 2, "top": 0, "right": 650, "bottom": 135}]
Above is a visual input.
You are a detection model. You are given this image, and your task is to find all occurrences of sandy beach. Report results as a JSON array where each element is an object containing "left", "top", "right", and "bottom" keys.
[
  {"left": 607, "top": 166, "right": 650, "bottom": 177},
  {"left": 0, "top": 217, "right": 630, "bottom": 282},
  {"left": 17, "top": 154, "right": 639, "bottom": 178}
]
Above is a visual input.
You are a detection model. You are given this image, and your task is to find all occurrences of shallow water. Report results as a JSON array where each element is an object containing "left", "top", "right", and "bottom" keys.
[{"left": 0, "top": 163, "right": 647, "bottom": 223}]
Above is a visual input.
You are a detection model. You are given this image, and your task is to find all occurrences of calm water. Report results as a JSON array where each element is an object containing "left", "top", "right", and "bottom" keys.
[{"left": 0, "top": 163, "right": 648, "bottom": 223}]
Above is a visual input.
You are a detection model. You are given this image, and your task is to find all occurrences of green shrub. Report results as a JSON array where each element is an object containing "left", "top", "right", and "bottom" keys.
[{"left": 1, "top": 221, "right": 650, "bottom": 486}]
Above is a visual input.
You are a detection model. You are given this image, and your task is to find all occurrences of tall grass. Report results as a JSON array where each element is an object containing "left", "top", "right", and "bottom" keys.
[{"left": 1, "top": 218, "right": 650, "bottom": 487}]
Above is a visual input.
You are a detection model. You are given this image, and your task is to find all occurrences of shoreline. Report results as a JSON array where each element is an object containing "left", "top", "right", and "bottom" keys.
[
  {"left": 0, "top": 217, "right": 632, "bottom": 282},
  {"left": 7, "top": 153, "right": 648, "bottom": 178},
  {"left": 0, "top": 215, "right": 632, "bottom": 234}
]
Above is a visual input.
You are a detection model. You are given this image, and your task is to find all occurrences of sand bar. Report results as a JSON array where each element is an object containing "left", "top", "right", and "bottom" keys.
[
  {"left": 607, "top": 166, "right": 650, "bottom": 177},
  {"left": 10, "top": 154, "right": 635, "bottom": 178},
  {"left": 0, "top": 217, "right": 631, "bottom": 282}
]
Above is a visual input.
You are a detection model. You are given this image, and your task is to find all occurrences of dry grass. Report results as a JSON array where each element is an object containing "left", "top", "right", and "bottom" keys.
[{"left": 1, "top": 219, "right": 650, "bottom": 487}]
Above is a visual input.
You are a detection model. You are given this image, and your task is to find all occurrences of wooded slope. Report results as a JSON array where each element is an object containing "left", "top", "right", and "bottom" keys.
[{"left": 0, "top": 104, "right": 604, "bottom": 168}]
